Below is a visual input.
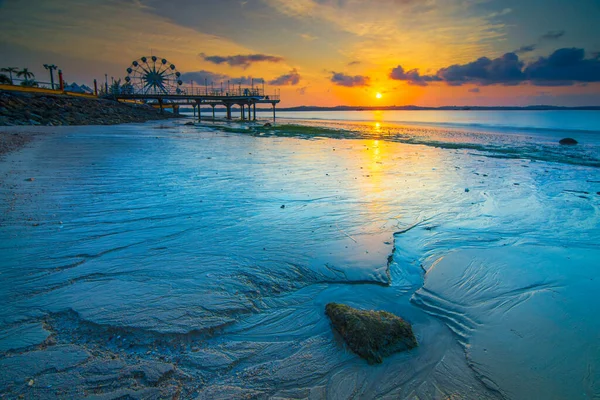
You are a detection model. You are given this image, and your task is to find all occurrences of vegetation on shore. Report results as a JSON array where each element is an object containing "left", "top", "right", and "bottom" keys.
[
  {"left": 0, "top": 90, "right": 179, "bottom": 126},
  {"left": 325, "top": 302, "right": 418, "bottom": 364}
]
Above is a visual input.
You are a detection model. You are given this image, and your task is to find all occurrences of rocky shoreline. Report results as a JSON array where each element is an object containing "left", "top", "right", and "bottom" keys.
[{"left": 0, "top": 90, "right": 180, "bottom": 127}]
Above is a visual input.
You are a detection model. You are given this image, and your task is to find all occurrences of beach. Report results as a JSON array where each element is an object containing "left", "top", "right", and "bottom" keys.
[{"left": 0, "top": 114, "right": 599, "bottom": 399}]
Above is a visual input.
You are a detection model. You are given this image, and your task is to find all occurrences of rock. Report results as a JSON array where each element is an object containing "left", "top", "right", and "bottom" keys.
[
  {"left": 464, "top": 188, "right": 470, "bottom": 192},
  {"left": 184, "top": 121, "right": 195, "bottom": 125},
  {"left": 25, "top": 178, "right": 34, "bottom": 182},
  {"left": 325, "top": 303, "right": 417, "bottom": 364},
  {"left": 263, "top": 122, "right": 272, "bottom": 127},
  {"left": 280, "top": 205, "right": 285, "bottom": 209},
  {"left": 559, "top": 138, "right": 578, "bottom": 145}
]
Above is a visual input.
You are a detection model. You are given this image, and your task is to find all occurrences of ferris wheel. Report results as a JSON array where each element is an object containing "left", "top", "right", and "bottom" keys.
[{"left": 125, "top": 56, "right": 183, "bottom": 95}]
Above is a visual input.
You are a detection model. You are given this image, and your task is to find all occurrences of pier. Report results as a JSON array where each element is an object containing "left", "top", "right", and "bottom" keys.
[
  {"left": 113, "top": 86, "right": 280, "bottom": 121},
  {"left": 111, "top": 56, "right": 281, "bottom": 121}
]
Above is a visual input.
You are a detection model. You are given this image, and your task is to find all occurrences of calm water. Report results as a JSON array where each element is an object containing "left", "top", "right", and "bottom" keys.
[
  {"left": 270, "top": 110, "right": 600, "bottom": 133},
  {"left": 1, "top": 111, "right": 599, "bottom": 398}
]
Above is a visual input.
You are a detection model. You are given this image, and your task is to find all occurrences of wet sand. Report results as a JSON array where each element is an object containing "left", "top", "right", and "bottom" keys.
[{"left": 0, "top": 120, "right": 598, "bottom": 399}]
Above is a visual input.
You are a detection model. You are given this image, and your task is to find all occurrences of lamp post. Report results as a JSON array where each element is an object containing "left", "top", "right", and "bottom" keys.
[{"left": 43, "top": 64, "right": 58, "bottom": 90}]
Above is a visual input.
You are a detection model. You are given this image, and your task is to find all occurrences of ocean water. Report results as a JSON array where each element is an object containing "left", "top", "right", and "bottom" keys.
[{"left": 0, "top": 110, "right": 599, "bottom": 399}]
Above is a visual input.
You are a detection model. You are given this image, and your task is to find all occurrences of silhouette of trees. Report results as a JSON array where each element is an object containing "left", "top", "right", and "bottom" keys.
[{"left": 1, "top": 67, "right": 18, "bottom": 84}]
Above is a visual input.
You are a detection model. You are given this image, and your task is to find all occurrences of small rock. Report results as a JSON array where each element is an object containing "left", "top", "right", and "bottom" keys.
[
  {"left": 263, "top": 122, "right": 272, "bottom": 127},
  {"left": 325, "top": 303, "right": 417, "bottom": 364},
  {"left": 184, "top": 121, "right": 195, "bottom": 126},
  {"left": 464, "top": 188, "right": 470, "bottom": 192},
  {"left": 28, "top": 379, "right": 34, "bottom": 386},
  {"left": 280, "top": 205, "right": 285, "bottom": 209},
  {"left": 559, "top": 138, "right": 578, "bottom": 145},
  {"left": 25, "top": 178, "right": 34, "bottom": 182}
]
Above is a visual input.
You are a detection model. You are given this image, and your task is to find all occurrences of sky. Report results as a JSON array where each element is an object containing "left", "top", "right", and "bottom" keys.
[{"left": 1, "top": 0, "right": 599, "bottom": 107}]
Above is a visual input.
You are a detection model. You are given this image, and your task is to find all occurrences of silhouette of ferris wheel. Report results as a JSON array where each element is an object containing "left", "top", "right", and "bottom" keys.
[{"left": 125, "top": 56, "right": 183, "bottom": 95}]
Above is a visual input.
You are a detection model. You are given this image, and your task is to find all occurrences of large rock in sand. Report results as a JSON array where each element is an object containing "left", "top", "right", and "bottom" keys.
[
  {"left": 559, "top": 138, "right": 578, "bottom": 145},
  {"left": 325, "top": 303, "right": 417, "bottom": 364}
]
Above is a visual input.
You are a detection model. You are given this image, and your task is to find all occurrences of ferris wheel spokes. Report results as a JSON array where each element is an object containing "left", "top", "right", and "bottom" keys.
[{"left": 125, "top": 56, "right": 183, "bottom": 95}]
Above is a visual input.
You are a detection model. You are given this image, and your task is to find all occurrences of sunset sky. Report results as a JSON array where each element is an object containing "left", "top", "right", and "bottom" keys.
[{"left": 1, "top": 0, "right": 599, "bottom": 107}]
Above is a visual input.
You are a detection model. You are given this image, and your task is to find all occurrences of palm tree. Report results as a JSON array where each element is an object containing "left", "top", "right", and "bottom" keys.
[
  {"left": 16, "top": 68, "right": 36, "bottom": 87},
  {"left": 17, "top": 68, "right": 35, "bottom": 81},
  {"left": 1, "top": 67, "right": 18, "bottom": 84},
  {"left": 0, "top": 74, "right": 11, "bottom": 84}
]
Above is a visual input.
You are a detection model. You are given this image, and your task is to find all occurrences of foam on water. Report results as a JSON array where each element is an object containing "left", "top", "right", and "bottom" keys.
[{"left": 0, "top": 115, "right": 599, "bottom": 398}]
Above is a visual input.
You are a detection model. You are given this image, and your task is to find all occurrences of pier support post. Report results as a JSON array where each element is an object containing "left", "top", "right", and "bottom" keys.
[
  {"left": 196, "top": 100, "right": 202, "bottom": 121},
  {"left": 272, "top": 102, "right": 276, "bottom": 122},
  {"left": 158, "top": 98, "right": 164, "bottom": 114},
  {"left": 211, "top": 104, "right": 216, "bottom": 121},
  {"left": 193, "top": 104, "right": 196, "bottom": 118},
  {"left": 253, "top": 103, "right": 256, "bottom": 121},
  {"left": 240, "top": 103, "right": 245, "bottom": 120}
]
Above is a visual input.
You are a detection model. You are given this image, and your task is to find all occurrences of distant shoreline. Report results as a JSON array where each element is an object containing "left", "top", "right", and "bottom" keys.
[
  {"left": 267, "top": 105, "right": 600, "bottom": 112},
  {"left": 191, "top": 104, "right": 600, "bottom": 112}
]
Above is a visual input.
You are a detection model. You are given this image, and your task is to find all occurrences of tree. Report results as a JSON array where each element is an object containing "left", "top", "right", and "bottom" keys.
[
  {"left": 0, "top": 74, "right": 11, "bottom": 84},
  {"left": 109, "top": 78, "right": 122, "bottom": 95},
  {"left": 1, "top": 67, "right": 18, "bottom": 84},
  {"left": 16, "top": 68, "right": 35, "bottom": 81}
]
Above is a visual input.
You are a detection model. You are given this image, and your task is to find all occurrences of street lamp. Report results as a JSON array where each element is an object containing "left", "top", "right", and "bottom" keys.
[{"left": 43, "top": 64, "right": 58, "bottom": 90}]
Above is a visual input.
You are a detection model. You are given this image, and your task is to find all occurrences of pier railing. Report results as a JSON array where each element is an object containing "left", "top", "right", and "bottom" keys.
[
  {"left": 177, "top": 86, "right": 280, "bottom": 100},
  {"left": 107, "top": 85, "right": 280, "bottom": 100}
]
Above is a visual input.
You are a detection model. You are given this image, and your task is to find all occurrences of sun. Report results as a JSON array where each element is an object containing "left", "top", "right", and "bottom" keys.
[{"left": 376, "top": 92, "right": 382, "bottom": 99}]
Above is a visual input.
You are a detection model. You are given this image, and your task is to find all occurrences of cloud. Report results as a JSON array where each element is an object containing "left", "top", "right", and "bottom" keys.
[
  {"left": 525, "top": 48, "right": 600, "bottom": 85},
  {"left": 181, "top": 71, "right": 266, "bottom": 87},
  {"left": 468, "top": 87, "right": 480, "bottom": 93},
  {"left": 514, "top": 44, "right": 536, "bottom": 54},
  {"left": 264, "top": 0, "right": 511, "bottom": 72},
  {"left": 437, "top": 52, "right": 525, "bottom": 85},
  {"left": 200, "top": 53, "right": 284, "bottom": 69},
  {"left": 269, "top": 69, "right": 300, "bottom": 85},
  {"left": 299, "top": 33, "right": 317, "bottom": 41},
  {"left": 347, "top": 61, "right": 361, "bottom": 66},
  {"left": 232, "top": 76, "right": 264, "bottom": 85},
  {"left": 330, "top": 72, "right": 370, "bottom": 87},
  {"left": 181, "top": 70, "right": 228, "bottom": 84},
  {"left": 389, "top": 65, "right": 441, "bottom": 86},
  {"left": 540, "top": 30, "right": 565, "bottom": 40},
  {"left": 389, "top": 48, "right": 600, "bottom": 87},
  {"left": 296, "top": 86, "right": 308, "bottom": 95},
  {"left": 488, "top": 8, "right": 512, "bottom": 18}
]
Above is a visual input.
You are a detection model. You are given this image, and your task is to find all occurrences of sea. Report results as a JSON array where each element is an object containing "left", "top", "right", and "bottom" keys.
[{"left": 0, "top": 110, "right": 598, "bottom": 399}]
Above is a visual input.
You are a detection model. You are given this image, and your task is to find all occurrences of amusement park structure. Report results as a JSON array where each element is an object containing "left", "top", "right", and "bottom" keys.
[{"left": 111, "top": 56, "right": 281, "bottom": 121}]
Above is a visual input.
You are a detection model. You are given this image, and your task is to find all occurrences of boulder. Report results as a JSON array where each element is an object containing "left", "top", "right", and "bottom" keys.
[
  {"left": 325, "top": 303, "right": 417, "bottom": 364},
  {"left": 559, "top": 138, "right": 578, "bottom": 145}
]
